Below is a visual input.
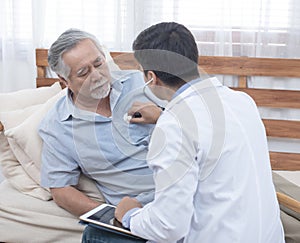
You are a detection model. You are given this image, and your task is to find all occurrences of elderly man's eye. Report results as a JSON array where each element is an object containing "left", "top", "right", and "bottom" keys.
[
  {"left": 77, "top": 70, "right": 88, "bottom": 77},
  {"left": 94, "top": 58, "right": 104, "bottom": 68},
  {"left": 95, "top": 62, "right": 103, "bottom": 68}
]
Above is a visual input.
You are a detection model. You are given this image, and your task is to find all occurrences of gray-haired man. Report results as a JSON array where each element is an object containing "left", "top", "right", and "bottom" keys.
[{"left": 39, "top": 29, "right": 155, "bottom": 218}]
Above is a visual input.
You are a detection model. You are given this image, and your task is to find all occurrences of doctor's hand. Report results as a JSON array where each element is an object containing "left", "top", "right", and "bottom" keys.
[
  {"left": 115, "top": 196, "right": 142, "bottom": 223},
  {"left": 127, "top": 101, "right": 162, "bottom": 124}
]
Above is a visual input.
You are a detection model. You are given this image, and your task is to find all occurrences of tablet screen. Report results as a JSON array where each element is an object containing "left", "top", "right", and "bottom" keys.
[
  {"left": 87, "top": 205, "right": 123, "bottom": 228},
  {"left": 80, "top": 203, "right": 144, "bottom": 239}
]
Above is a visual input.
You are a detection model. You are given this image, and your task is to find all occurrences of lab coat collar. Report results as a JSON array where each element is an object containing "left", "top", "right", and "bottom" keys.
[{"left": 166, "top": 77, "right": 222, "bottom": 111}]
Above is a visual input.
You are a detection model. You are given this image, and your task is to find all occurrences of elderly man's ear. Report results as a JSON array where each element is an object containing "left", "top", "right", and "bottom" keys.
[{"left": 58, "top": 74, "right": 69, "bottom": 87}]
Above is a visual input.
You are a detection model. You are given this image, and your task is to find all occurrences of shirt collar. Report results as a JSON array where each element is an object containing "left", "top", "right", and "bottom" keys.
[
  {"left": 172, "top": 77, "right": 202, "bottom": 99},
  {"left": 60, "top": 72, "right": 130, "bottom": 122}
]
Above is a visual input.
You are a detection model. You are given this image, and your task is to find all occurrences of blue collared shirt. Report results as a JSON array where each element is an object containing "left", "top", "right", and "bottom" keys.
[
  {"left": 39, "top": 70, "right": 155, "bottom": 205},
  {"left": 172, "top": 77, "right": 202, "bottom": 99}
]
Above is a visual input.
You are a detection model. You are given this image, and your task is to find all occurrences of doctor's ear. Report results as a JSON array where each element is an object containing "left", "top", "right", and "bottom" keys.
[{"left": 146, "top": 71, "right": 157, "bottom": 84}]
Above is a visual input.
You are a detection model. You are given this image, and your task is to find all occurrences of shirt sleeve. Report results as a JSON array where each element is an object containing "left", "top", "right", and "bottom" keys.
[
  {"left": 122, "top": 207, "right": 140, "bottom": 229},
  {"left": 39, "top": 116, "right": 81, "bottom": 188},
  {"left": 129, "top": 108, "right": 201, "bottom": 242},
  {"left": 134, "top": 190, "right": 155, "bottom": 206}
]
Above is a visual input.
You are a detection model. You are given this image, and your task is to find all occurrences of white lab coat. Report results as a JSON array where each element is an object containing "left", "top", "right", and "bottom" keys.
[{"left": 130, "top": 77, "right": 284, "bottom": 243}]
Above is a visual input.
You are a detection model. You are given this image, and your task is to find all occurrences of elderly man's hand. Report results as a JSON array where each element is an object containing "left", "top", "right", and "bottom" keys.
[{"left": 115, "top": 196, "right": 142, "bottom": 223}]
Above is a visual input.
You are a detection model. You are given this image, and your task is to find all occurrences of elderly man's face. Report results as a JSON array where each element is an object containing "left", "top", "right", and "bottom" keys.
[{"left": 62, "top": 39, "right": 111, "bottom": 102}]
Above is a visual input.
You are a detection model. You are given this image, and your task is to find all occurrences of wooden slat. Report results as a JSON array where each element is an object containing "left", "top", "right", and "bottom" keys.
[
  {"left": 270, "top": 152, "right": 300, "bottom": 170},
  {"left": 37, "top": 66, "right": 46, "bottom": 78},
  {"left": 35, "top": 48, "right": 49, "bottom": 67},
  {"left": 111, "top": 53, "right": 300, "bottom": 78},
  {"left": 263, "top": 119, "right": 300, "bottom": 139},
  {"left": 232, "top": 88, "right": 300, "bottom": 109},
  {"left": 198, "top": 56, "right": 300, "bottom": 77},
  {"left": 37, "top": 50, "right": 300, "bottom": 78},
  {"left": 34, "top": 49, "right": 300, "bottom": 173},
  {"left": 36, "top": 78, "right": 61, "bottom": 88},
  {"left": 110, "top": 52, "right": 139, "bottom": 70},
  {"left": 238, "top": 76, "right": 247, "bottom": 88}
]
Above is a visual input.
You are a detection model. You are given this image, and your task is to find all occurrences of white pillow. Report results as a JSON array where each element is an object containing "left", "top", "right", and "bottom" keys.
[
  {"left": 0, "top": 104, "right": 44, "bottom": 186},
  {"left": 5, "top": 89, "right": 67, "bottom": 180},
  {"left": 0, "top": 134, "right": 51, "bottom": 200},
  {"left": 0, "top": 82, "right": 61, "bottom": 112},
  {"left": 4, "top": 88, "right": 105, "bottom": 202},
  {"left": 0, "top": 104, "right": 41, "bottom": 130},
  {"left": 0, "top": 82, "right": 62, "bottom": 200},
  {"left": 0, "top": 105, "right": 52, "bottom": 200}
]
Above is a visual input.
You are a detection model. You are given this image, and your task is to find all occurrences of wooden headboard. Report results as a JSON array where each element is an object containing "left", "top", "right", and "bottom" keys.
[{"left": 35, "top": 48, "right": 300, "bottom": 171}]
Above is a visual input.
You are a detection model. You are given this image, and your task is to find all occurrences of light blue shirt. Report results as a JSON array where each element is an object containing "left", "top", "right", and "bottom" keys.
[{"left": 39, "top": 70, "right": 155, "bottom": 206}]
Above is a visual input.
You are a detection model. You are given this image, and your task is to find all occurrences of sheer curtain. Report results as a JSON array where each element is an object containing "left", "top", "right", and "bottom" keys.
[
  {"left": 0, "top": 0, "right": 299, "bottom": 92},
  {"left": 0, "top": 0, "right": 299, "bottom": 182}
]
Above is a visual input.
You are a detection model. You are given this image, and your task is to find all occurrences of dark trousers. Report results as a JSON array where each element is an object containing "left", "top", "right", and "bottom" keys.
[{"left": 82, "top": 225, "right": 147, "bottom": 243}]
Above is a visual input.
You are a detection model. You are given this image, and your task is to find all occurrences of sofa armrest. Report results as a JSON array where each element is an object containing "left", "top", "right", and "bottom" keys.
[{"left": 277, "top": 192, "right": 300, "bottom": 214}]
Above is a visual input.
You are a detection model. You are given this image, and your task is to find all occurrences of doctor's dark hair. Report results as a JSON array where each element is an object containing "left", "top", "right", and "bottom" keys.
[
  {"left": 132, "top": 22, "right": 199, "bottom": 86},
  {"left": 48, "top": 28, "right": 104, "bottom": 80}
]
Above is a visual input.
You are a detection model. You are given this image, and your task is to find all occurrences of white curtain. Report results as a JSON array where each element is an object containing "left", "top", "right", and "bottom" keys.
[
  {"left": 0, "top": 0, "right": 300, "bottom": 92},
  {"left": 0, "top": 0, "right": 299, "bottom": 181}
]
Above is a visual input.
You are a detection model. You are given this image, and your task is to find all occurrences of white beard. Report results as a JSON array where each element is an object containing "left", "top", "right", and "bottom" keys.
[{"left": 90, "top": 81, "right": 111, "bottom": 99}]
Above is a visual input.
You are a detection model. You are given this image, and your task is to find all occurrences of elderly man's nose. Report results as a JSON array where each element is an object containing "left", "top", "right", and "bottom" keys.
[{"left": 90, "top": 68, "right": 101, "bottom": 80}]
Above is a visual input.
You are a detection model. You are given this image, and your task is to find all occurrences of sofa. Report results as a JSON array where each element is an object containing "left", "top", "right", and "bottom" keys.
[
  {"left": 0, "top": 82, "right": 105, "bottom": 242},
  {"left": 0, "top": 50, "right": 299, "bottom": 242}
]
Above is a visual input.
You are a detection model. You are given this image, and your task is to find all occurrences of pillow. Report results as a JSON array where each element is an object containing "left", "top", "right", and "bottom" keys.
[
  {"left": 280, "top": 210, "right": 300, "bottom": 243},
  {"left": 273, "top": 172, "right": 300, "bottom": 221},
  {"left": 0, "top": 82, "right": 61, "bottom": 200},
  {"left": 0, "top": 105, "right": 51, "bottom": 200},
  {"left": 0, "top": 134, "right": 51, "bottom": 200},
  {"left": 5, "top": 89, "right": 67, "bottom": 183},
  {"left": 4, "top": 88, "right": 105, "bottom": 202},
  {"left": 0, "top": 104, "right": 41, "bottom": 130},
  {"left": 0, "top": 82, "right": 61, "bottom": 112}
]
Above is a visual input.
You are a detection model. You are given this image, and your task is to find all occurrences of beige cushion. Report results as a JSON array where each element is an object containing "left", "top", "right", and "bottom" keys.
[
  {"left": 0, "top": 104, "right": 41, "bottom": 129},
  {"left": 273, "top": 172, "right": 300, "bottom": 243},
  {"left": 0, "top": 180, "right": 84, "bottom": 243},
  {"left": 0, "top": 135, "right": 51, "bottom": 200},
  {"left": 0, "top": 82, "right": 61, "bottom": 112},
  {"left": 280, "top": 210, "right": 300, "bottom": 243},
  {"left": 5, "top": 89, "right": 67, "bottom": 182},
  {"left": 3, "top": 87, "right": 105, "bottom": 202},
  {"left": 0, "top": 83, "right": 62, "bottom": 200},
  {"left": 273, "top": 172, "right": 300, "bottom": 221},
  {"left": 1, "top": 104, "right": 43, "bottom": 184}
]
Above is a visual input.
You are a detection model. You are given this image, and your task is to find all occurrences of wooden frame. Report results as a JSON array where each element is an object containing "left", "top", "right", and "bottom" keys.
[
  {"left": 36, "top": 48, "right": 300, "bottom": 171},
  {"left": 1, "top": 48, "right": 299, "bottom": 220}
]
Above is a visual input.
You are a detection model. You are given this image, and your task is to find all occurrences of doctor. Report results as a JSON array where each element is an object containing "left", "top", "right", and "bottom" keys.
[{"left": 115, "top": 22, "right": 284, "bottom": 243}]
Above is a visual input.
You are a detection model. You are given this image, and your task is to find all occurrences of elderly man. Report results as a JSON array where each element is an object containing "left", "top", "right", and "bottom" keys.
[{"left": 38, "top": 29, "right": 155, "bottom": 218}]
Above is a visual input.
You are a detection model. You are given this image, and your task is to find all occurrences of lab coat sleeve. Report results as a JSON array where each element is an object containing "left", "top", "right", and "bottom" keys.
[{"left": 130, "top": 108, "right": 201, "bottom": 243}]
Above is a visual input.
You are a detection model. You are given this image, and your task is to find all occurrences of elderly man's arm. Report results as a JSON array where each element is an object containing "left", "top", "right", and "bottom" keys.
[{"left": 51, "top": 186, "right": 102, "bottom": 216}]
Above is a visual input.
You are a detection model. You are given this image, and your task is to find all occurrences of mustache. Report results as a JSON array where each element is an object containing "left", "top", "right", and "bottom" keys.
[{"left": 90, "top": 79, "right": 109, "bottom": 90}]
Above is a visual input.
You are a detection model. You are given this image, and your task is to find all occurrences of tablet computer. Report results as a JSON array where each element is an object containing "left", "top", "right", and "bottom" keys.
[{"left": 79, "top": 203, "right": 144, "bottom": 240}]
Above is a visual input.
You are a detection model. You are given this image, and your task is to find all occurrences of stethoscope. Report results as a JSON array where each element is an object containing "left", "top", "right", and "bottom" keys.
[
  {"left": 123, "top": 78, "right": 167, "bottom": 121},
  {"left": 142, "top": 78, "right": 167, "bottom": 111}
]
